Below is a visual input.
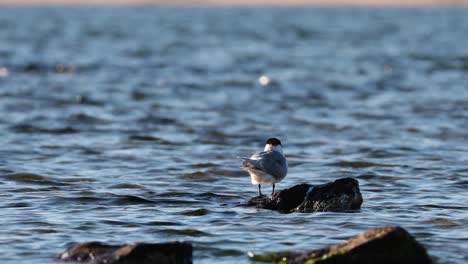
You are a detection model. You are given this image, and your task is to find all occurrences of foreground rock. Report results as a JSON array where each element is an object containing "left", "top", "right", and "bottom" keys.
[
  {"left": 243, "top": 177, "right": 363, "bottom": 213},
  {"left": 249, "top": 226, "right": 432, "bottom": 264},
  {"left": 58, "top": 241, "right": 192, "bottom": 264}
]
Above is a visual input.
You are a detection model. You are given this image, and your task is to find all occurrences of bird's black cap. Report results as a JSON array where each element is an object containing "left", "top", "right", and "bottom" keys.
[{"left": 266, "top": 138, "right": 282, "bottom": 146}]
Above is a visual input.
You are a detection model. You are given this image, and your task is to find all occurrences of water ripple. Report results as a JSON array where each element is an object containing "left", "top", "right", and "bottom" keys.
[{"left": 0, "top": 7, "right": 467, "bottom": 264}]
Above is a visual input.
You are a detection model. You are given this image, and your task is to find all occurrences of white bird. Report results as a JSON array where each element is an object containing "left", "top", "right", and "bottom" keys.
[{"left": 241, "top": 138, "right": 288, "bottom": 196}]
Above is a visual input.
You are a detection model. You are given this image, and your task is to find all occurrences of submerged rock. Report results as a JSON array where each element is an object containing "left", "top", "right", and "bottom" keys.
[
  {"left": 243, "top": 178, "right": 362, "bottom": 213},
  {"left": 249, "top": 226, "right": 432, "bottom": 264},
  {"left": 58, "top": 241, "right": 192, "bottom": 264}
]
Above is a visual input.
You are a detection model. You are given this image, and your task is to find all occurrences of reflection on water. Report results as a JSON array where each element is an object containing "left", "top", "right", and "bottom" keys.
[{"left": 0, "top": 7, "right": 468, "bottom": 264}]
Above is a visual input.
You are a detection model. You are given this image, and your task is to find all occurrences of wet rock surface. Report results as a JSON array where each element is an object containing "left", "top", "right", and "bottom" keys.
[
  {"left": 243, "top": 178, "right": 363, "bottom": 213},
  {"left": 249, "top": 226, "right": 432, "bottom": 264},
  {"left": 58, "top": 241, "right": 192, "bottom": 264}
]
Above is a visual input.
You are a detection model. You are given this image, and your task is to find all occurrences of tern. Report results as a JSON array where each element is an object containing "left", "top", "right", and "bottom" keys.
[{"left": 241, "top": 138, "right": 288, "bottom": 196}]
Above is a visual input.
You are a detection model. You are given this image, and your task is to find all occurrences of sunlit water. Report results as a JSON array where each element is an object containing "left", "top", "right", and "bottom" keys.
[{"left": 0, "top": 7, "right": 467, "bottom": 264}]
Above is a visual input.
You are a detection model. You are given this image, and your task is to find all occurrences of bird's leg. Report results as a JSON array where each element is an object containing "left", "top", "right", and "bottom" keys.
[
  {"left": 258, "top": 184, "right": 262, "bottom": 196},
  {"left": 271, "top": 184, "right": 275, "bottom": 195}
]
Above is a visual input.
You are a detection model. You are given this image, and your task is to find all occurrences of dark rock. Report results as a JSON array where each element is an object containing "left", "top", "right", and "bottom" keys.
[
  {"left": 58, "top": 241, "right": 192, "bottom": 264},
  {"left": 243, "top": 178, "right": 363, "bottom": 213},
  {"left": 249, "top": 226, "right": 432, "bottom": 264}
]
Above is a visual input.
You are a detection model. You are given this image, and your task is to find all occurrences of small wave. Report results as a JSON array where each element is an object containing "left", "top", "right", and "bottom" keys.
[
  {"left": 453, "top": 180, "right": 468, "bottom": 188},
  {"left": 129, "top": 135, "right": 178, "bottom": 145},
  {"left": 179, "top": 208, "right": 210, "bottom": 216},
  {"left": 109, "top": 183, "right": 144, "bottom": 189},
  {"left": 214, "top": 78, "right": 253, "bottom": 88},
  {"left": 410, "top": 53, "right": 468, "bottom": 73},
  {"left": 34, "top": 95, "right": 103, "bottom": 106},
  {"left": 330, "top": 161, "right": 398, "bottom": 168},
  {"left": 68, "top": 113, "right": 109, "bottom": 125},
  {"left": 421, "top": 204, "right": 467, "bottom": 210},
  {"left": 143, "top": 221, "right": 181, "bottom": 226},
  {"left": 190, "top": 163, "right": 217, "bottom": 169},
  {"left": 4, "top": 173, "right": 70, "bottom": 186},
  {"left": 366, "top": 149, "right": 402, "bottom": 159},
  {"left": 156, "top": 191, "right": 193, "bottom": 198},
  {"left": 179, "top": 171, "right": 218, "bottom": 182},
  {"left": 208, "top": 168, "right": 242, "bottom": 178},
  {"left": 137, "top": 115, "right": 177, "bottom": 125},
  {"left": 126, "top": 47, "right": 153, "bottom": 58},
  {"left": 424, "top": 218, "right": 461, "bottom": 229},
  {"left": 153, "top": 198, "right": 200, "bottom": 205},
  {"left": 113, "top": 195, "right": 156, "bottom": 205},
  {"left": 32, "top": 228, "right": 59, "bottom": 234},
  {"left": 1, "top": 202, "right": 30, "bottom": 208},
  {"left": 99, "top": 220, "right": 139, "bottom": 227},
  {"left": 352, "top": 112, "right": 399, "bottom": 121},
  {"left": 13, "top": 63, "right": 78, "bottom": 74},
  {"left": 72, "top": 95, "right": 104, "bottom": 106},
  {"left": 62, "top": 177, "right": 96, "bottom": 183},
  {"left": 56, "top": 196, "right": 107, "bottom": 203},
  {"left": 160, "top": 228, "right": 211, "bottom": 237},
  {"left": 11, "top": 124, "right": 79, "bottom": 134},
  {"left": 194, "top": 192, "right": 240, "bottom": 199},
  {"left": 11, "top": 187, "right": 62, "bottom": 193},
  {"left": 79, "top": 147, "right": 101, "bottom": 155},
  {"left": 53, "top": 193, "right": 157, "bottom": 205},
  {"left": 357, "top": 174, "right": 400, "bottom": 181}
]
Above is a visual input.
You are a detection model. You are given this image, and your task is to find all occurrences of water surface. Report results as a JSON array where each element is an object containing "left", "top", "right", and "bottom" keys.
[{"left": 0, "top": 7, "right": 468, "bottom": 263}]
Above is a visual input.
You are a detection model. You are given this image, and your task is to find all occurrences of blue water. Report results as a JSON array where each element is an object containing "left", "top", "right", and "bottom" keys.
[{"left": 1, "top": 7, "right": 468, "bottom": 263}]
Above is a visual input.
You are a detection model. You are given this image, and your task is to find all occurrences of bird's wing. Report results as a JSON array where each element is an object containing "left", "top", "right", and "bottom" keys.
[
  {"left": 242, "top": 151, "right": 287, "bottom": 180},
  {"left": 241, "top": 151, "right": 267, "bottom": 169}
]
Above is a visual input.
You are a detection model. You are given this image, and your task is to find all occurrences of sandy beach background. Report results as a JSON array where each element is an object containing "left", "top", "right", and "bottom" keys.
[{"left": 0, "top": 0, "right": 467, "bottom": 6}]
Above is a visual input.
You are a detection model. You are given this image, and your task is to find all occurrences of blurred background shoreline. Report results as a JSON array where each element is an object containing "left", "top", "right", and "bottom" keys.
[{"left": 0, "top": 0, "right": 467, "bottom": 6}]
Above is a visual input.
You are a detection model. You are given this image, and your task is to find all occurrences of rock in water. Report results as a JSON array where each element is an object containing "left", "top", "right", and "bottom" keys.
[
  {"left": 249, "top": 226, "right": 432, "bottom": 264},
  {"left": 243, "top": 177, "right": 363, "bottom": 213},
  {"left": 58, "top": 241, "right": 192, "bottom": 264}
]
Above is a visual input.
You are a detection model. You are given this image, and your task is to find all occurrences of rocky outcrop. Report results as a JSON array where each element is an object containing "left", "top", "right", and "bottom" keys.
[
  {"left": 248, "top": 226, "right": 432, "bottom": 264},
  {"left": 58, "top": 241, "right": 192, "bottom": 264},
  {"left": 243, "top": 178, "right": 363, "bottom": 213}
]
